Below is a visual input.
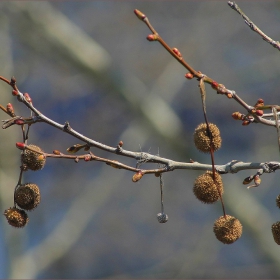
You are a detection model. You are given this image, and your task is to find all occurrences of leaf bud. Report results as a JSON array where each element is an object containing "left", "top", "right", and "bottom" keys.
[
  {"left": 16, "top": 142, "right": 26, "bottom": 150},
  {"left": 53, "top": 150, "right": 61, "bottom": 155},
  {"left": 12, "top": 90, "right": 19, "bottom": 96},
  {"left": 84, "top": 155, "right": 91, "bottom": 161},
  {"left": 24, "top": 93, "right": 32, "bottom": 103},
  {"left": 242, "top": 120, "right": 250, "bottom": 126},
  {"left": 132, "top": 171, "right": 143, "bottom": 182},
  {"left": 211, "top": 81, "right": 219, "bottom": 89},
  {"left": 118, "top": 141, "right": 123, "bottom": 147},
  {"left": 185, "top": 72, "right": 194, "bottom": 79},
  {"left": 134, "top": 9, "right": 146, "bottom": 20},
  {"left": 255, "top": 110, "right": 263, "bottom": 116},
  {"left": 14, "top": 119, "right": 25, "bottom": 125},
  {"left": 243, "top": 176, "right": 254, "bottom": 185},
  {"left": 172, "top": 48, "right": 182, "bottom": 57},
  {"left": 254, "top": 175, "right": 261, "bottom": 186},
  {"left": 6, "top": 103, "right": 15, "bottom": 116},
  {"left": 146, "top": 34, "right": 158, "bottom": 41}
]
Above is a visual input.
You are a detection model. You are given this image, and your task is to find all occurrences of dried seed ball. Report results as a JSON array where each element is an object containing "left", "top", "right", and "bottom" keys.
[
  {"left": 4, "top": 207, "right": 28, "bottom": 228},
  {"left": 157, "top": 213, "right": 168, "bottom": 223},
  {"left": 272, "top": 222, "right": 280, "bottom": 245},
  {"left": 193, "top": 171, "right": 223, "bottom": 204},
  {"left": 213, "top": 215, "right": 242, "bottom": 244},
  {"left": 193, "top": 123, "right": 221, "bottom": 153},
  {"left": 276, "top": 195, "right": 280, "bottom": 209},
  {"left": 15, "top": 183, "right": 40, "bottom": 211},
  {"left": 21, "top": 144, "right": 46, "bottom": 171}
]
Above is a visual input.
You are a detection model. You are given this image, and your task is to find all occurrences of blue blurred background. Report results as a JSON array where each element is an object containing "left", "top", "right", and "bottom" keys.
[{"left": 0, "top": 1, "right": 280, "bottom": 278}]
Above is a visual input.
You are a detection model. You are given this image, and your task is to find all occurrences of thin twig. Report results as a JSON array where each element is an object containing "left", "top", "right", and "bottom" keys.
[{"left": 228, "top": 1, "right": 280, "bottom": 51}]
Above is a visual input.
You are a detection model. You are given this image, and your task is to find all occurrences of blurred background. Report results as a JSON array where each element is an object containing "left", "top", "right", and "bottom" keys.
[{"left": 0, "top": 1, "right": 280, "bottom": 278}]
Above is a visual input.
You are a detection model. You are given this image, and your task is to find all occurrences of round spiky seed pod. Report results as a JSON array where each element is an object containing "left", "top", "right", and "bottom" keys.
[
  {"left": 213, "top": 215, "right": 242, "bottom": 244},
  {"left": 14, "top": 183, "right": 40, "bottom": 211},
  {"left": 193, "top": 123, "right": 222, "bottom": 153},
  {"left": 4, "top": 207, "right": 28, "bottom": 228},
  {"left": 157, "top": 213, "right": 168, "bottom": 223},
  {"left": 276, "top": 195, "right": 280, "bottom": 209},
  {"left": 193, "top": 171, "right": 223, "bottom": 204},
  {"left": 21, "top": 144, "right": 46, "bottom": 171},
  {"left": 272, "top": 221, "right": 280, "bottom": 245}
]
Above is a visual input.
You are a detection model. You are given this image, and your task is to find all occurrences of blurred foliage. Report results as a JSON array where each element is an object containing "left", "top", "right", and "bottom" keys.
[{"left": 0, "top": 1, "right": 280, "bottom": 278}]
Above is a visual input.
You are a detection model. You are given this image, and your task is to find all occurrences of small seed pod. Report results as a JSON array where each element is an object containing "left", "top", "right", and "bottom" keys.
[
  {"left": 193, "top": 123, "right": 222, "bottom": 153},
  {"left": 193, "top": 171, "right": 223, "bottom": 204},
  {"left": 272, "top": 221, "right": 280, "bottom": 245},
  {"left": 4, "top": 207, "right": 29, "bottom": 228},
  {"left": 157, "top": 212, "right": 168, "bottom": 223},
  {"left": 14, "top": 183, "right": 40, "bottom": 211},
  {"left": 213, "top": 215, "right": 242, "bottom": 244},
  {"left": 276, "top": 195, "right": 280, "bottom": 209},
  {"left": 21, "top": 145, "right": 46, "bottom": 171}
]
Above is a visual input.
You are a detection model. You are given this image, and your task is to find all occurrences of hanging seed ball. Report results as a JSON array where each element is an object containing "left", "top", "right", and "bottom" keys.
[
  {"left": 193, "top": 123, "right": 222, "bottom": 153},
  {"left": 14, "top": 183, "right": 40, "bottom": 211},
  {"left": 271, "top": 221, "right": 280, "bottom": 245},
  {"left": 213, "top": 215, "right": 242, "bottom": 244},
  {"left": 21, "top": 144, "right": 46, "bottom": 171},
  {"left": 276, "top": 195, "right": 280, "bottom": 209},
  {"left": 157, "top": 212, "right": 168, "bottom": 223},
  {"left": 4, "top": 207, "right": 29, "bottom": 228},
  {"left": 193, "top": 171, "right": 223, "bottom": 204}
]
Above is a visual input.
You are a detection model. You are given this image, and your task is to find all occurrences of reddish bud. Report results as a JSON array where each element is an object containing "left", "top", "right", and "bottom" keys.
[
  {"left": 6, "top": 103, "right": 14, "bottom": 115},
  {"left": 255, "top": 110, "right": 264, "bottom": 116},
  {"left": 53, "top": 150, "right": 61, "bottom": 155},
  {"left": 14, "top": 119, "right": 24, "bottom": 125},
  {"left": 242, "top": 120, "right": 250, "bottom": 126},
  {"left": 118, "top": 140, "right": 123, "bottom": 147},
  {"left": 16, "top": 142, "right": 26, "bottom": 150},
  {"left": 24, "top": 93, "right": 32, "bottom": 103},
  {"left": 172, "top": 48, "right": 182, "bottom": 57},
  {"left": 84, "top": 155, "right": 91, "bottom": 161},
  {"left": 226, "top": 93, "right": 233, "bottom": 99},
  {"left": 146, "top": 34, "right": 158, "bottom": 41},
  {"left": 134, "top": 9, "right": 146, "bottom": 20},
  {"left": 211, "top": 81, "right": 219, "bottom": 89},
  {"left": 185, "top": 73, "right": 194, "bottom": 79},
  {"left": 12, "top": 90, "right": 18, "bottom": 96},
  {"left": 254, "top": 98, "right": 264, "bottom": 108}
]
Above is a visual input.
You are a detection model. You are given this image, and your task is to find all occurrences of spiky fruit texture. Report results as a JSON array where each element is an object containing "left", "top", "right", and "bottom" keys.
[
  {"left": 4, "top": 207, "right": 28, "bottom": 228},
  {"left": 15, "top": 183, "right": 40, "bottom": 211},
  {"left": 193, "top": 123, "right": 221, "bottom": 153},
  {"left": 21, "top": 144, "right": 46, "bottom": 171},
  {"left": 193, "top": 171, "right": 223, "bottom": 204},
  {"left": 157, "top": 213, "right": 168, "bottom": 223},
  {"left": 276, "top": 195, "right": 280, "bottom": 209},
  {"left": 272, "top": 222, "right": 280, "bottom": 245},
  {"left": 213, "top": 215, "right": 242, "bottom": 244}
]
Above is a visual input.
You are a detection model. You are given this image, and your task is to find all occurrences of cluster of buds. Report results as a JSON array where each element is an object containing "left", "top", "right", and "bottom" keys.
[
  {"left": 232, "top": 112, "right": 254, "bottom": 126},
  {"left": 211, "top": 81, "right": 232, "bottom": 98}
]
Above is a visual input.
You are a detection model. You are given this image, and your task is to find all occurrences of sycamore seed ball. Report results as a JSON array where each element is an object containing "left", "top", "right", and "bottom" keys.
[
  {"left": 272, "top": 221, "right": 280, "bottom": 245},
  {"left": 193, "top": 171, "right": 223, "bottom": 204},
  {"left": 213, "top": 215, "right": 242, "bottom": 244},
  {"left": 193, "top": 123, "right": 222, "bottom": 153}
]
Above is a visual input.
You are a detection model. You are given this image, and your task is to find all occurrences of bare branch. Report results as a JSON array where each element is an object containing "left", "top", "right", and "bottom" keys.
[{"left": 228, "top": 1, "right": 280, "bottom": 51}]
